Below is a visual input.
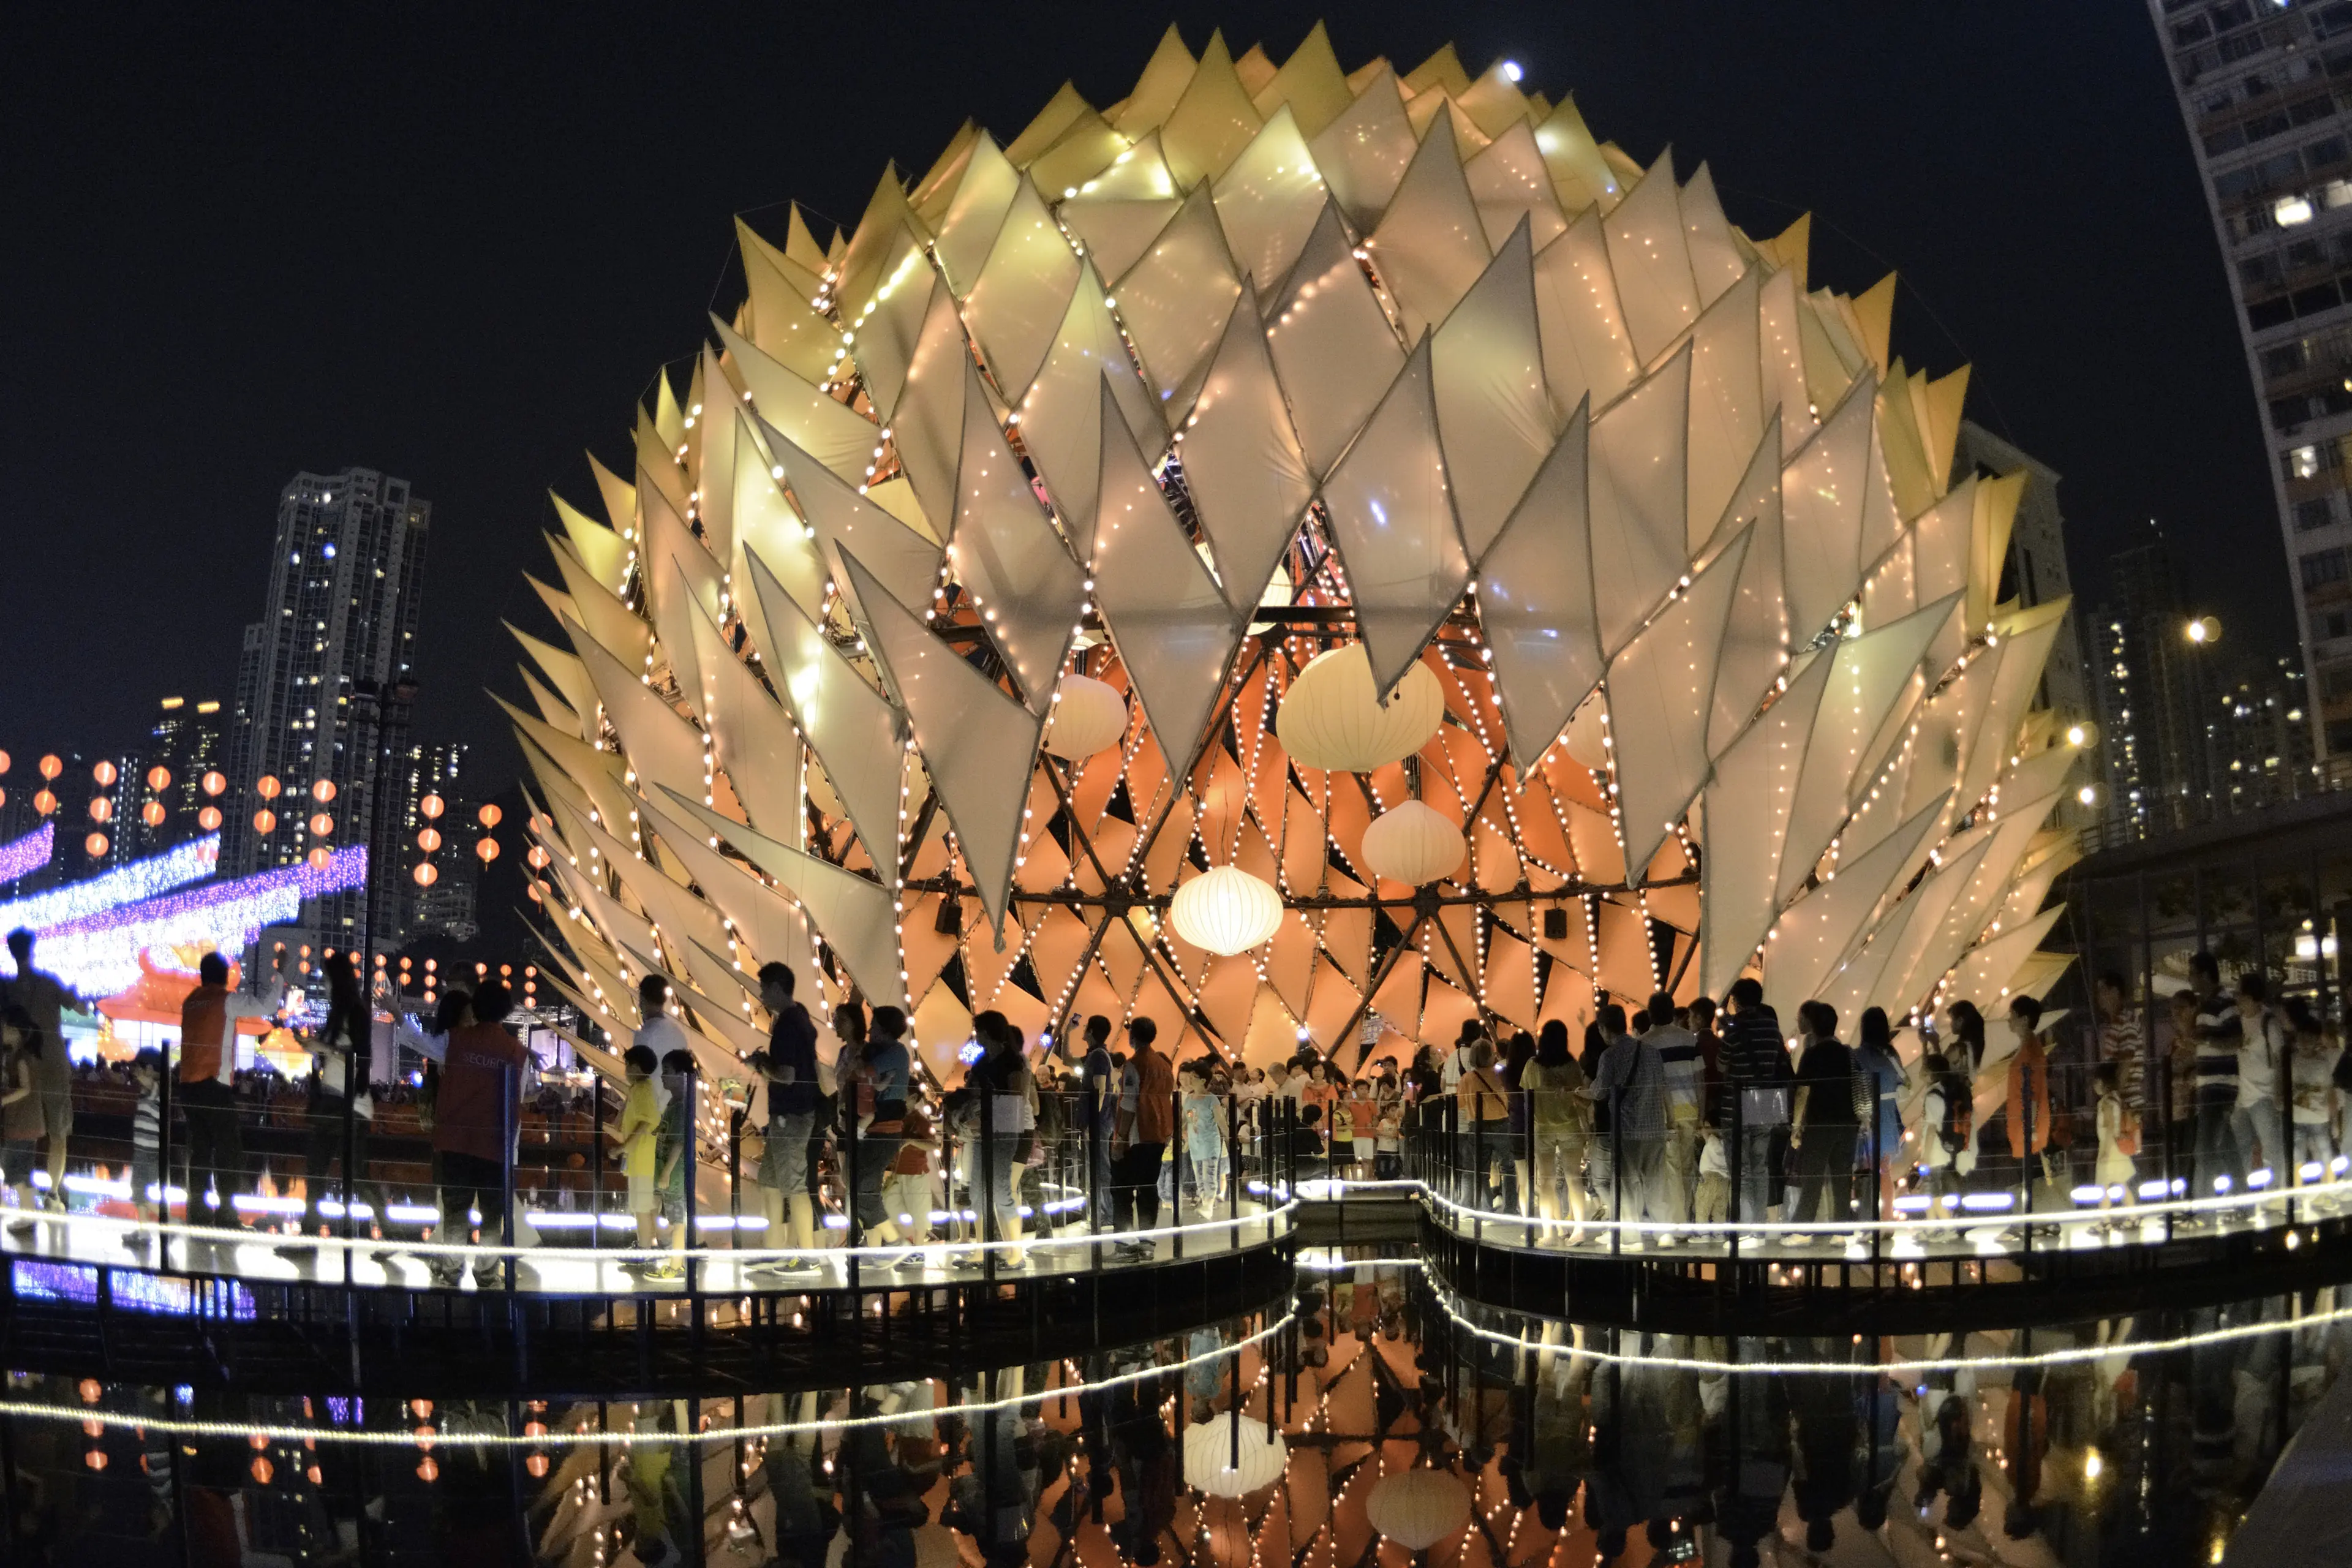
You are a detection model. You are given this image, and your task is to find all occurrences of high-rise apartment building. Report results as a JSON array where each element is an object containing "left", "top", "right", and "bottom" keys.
[
  {"left": 136, "top": 696, "right": 230, "bottom": 856},
  {"left": 225, "top": 469, "right": 430, "bottom": 949},
  {"left": 2148, "top": 0, "right": 2352, "bottom": 756}
]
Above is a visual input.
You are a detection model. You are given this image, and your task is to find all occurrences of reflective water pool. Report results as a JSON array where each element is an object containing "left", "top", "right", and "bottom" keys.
[{"left": 1, "top": 1254, "right": 2337, "bottom": 1566}]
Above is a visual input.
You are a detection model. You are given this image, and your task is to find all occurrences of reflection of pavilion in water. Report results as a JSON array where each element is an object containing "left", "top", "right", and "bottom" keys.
[{"left": 0, "top": 1257, "right": 2339, "bottom": 1566}]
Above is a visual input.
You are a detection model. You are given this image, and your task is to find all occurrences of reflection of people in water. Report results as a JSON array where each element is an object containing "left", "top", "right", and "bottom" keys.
[
  {"left": 1107, "top": 1363, "right": 1177, "bottom": 1565},
  {"left": 1789, "top": 1338, "right": 1861, "bottom": 1553},
  {"left": 761, "top": 1392, "right": 837, "bottom": 1568},
  {"left": 1714, "top": 1363, "right": 1791, "bottom": 1568},
  {"left": 1913, "top": 1349, "right": 1984, "bottom": 1534}
]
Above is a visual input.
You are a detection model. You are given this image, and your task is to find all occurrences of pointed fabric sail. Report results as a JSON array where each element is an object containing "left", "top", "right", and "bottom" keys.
[
  {"left": 551, "top": 491, "right": 630, "bottom": 592},
  {"left": 963, "top": 175, "right": 1082, "bottom": 396},
  {"left": 1704, "top": 417, "right": 1790, "bottom": 756},
  {"left": 684, "top": 599, "right": 806, "bottom": 844},
  {"left": 638, "top": 796, "right": 813, "bottom": 975},
  {"left": 839, "top": 549, "right": 1042, "bottom": 933},
  {"left": 710, "top": 315, "right": 878, "bottom": 484},
  {"left": 1780, "top": 369, "right": 1877, "bottom": 644},
  {"left": 1368, "top": 110, "right": 1491, "bottom": 341},
  {"left": 742, "top": 548, "right": 908, "bottom": 867},
  {"left": 1309, "top": 67, "right": 1416, "bottom": 231},
  {"left": 1265, "top": 202, "right": 1407, "bottom": 474},
  {"left": 1698, "top": 650, "right": 1834, "bottom": 999},
  {"left": 1431, "top": 220, "right": 1553, "bottom": 560},
  {"left": 1016, "top": 263, "right": 1161, "bottom": 559},
  {"left": 1604, "top": 150, "right": 1702, "bottom": 364},
  {"left": 1114, "top": 184, "right": 1245, "bottom": 409},
  {"left": 568, "top": 616, "right": 712, "bottom": 812},
  {"left": 1761, "top": 801, "right": 1943, "bottom": 1014},
  {"left": 1466, "top": 122, "right": 1569, "bottom": 251},
  {"left": 1180, "top": 284, "right": 1316, "bottom": 612},
  {"left": 1091, "top": 381, "right": 1246, "bottom": 781},
  {"left": 546, "top": 536, "right": 653, "bottom": 671},
  {"left": 944, "top": 358, "right": 1085, "bottom": 713},
  {"left": 1589, "top": 343, "right": 1693, "bottom": 656},
  {"left": 1213, "top": 106, "right": 1332, "bottom": 296},
  {"left": 762, "top": 417, "right": 942, "bottom": 616},
  {"left": 1478, "top": 407, "right": 1601, "bottom": 771},
  {"left": 1606, "top": 526, "right": 1749, "bottom": 878},
  {"left": 658, "top": 787, "right": 910, "bottom": 1012},
  {"left": 1319, "top": 337, "right": 1474, "bottom": 698}
]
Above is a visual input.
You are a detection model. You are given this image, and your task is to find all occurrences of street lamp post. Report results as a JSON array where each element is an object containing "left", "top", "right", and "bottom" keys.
[{"left": 2184, "top": 617, "right": 2222, "bottom": 826}]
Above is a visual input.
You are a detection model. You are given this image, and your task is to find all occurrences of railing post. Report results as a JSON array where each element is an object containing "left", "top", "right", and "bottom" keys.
[
  {"left": 502, "top": 1058, "right": 518, "bottom": 1295},
  {"left": 341, "top": 1028, "right": 359, "bottom": 1287},
  {"left": 591, "top": 1074, "right": 606, "bottom": 1242},
  {"left": 1227, "top": 1091, "right": 1240, "bottom": 1252},
  {"left": 157, "top": 1046, "right": 176, "bottom": 1272},
  {"left": 1727, "top": 1088, "right": 1742, "bottom": 1270},
  {"left": 1473, "top": 1110, "right": 1487, "bottom": 1246},
  {"left": 979, "top": 1103, "right": 995, "bottom": 1287},
  {"left": 845, "top": 1082, "right": 862, "bottom": 1297},
  {"left": 1610, "top": 1085, "right": 1624, "bottom": 1257},
  {"left": 1170, "top": 1088, "right": 1185, "bottom": 1261},
  {"left": 683, "top": 1058, "right": 701, "bottom": 1301}
]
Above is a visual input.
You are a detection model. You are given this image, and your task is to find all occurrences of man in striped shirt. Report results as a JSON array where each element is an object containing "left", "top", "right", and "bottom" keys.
[
  {"left": 2190, "top": 951, "right": 2244, "bottom": 1196},
  {"left": 1720, "top": 978, "right": 1794, "bottom": 1223},
  {"left": 1645, "top": 990, "right": 1703, "bottom": 1231}
]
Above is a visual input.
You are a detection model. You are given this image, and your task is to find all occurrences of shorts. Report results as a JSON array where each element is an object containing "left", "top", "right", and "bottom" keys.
[
  {"left": 760, "top": 1112, "right": 815, "bottom": 1193},
  {"left": 131, "top": 1152, "right": 161, "bottom": 1205},
  {"left": 1352, "top": 1137, "right": 1375, "bottom": 1160},
  {"left": 627, "top": 1168, "right": 655, "bottom": 1215},
  {"left": 39, "top": 1088, "right": 70, "bottom": 1147}
]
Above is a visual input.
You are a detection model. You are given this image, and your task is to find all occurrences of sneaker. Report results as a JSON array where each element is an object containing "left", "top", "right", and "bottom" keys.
[
  {"left": 428, "top": 1264, "right": 464, "bottom": 1290},
  {"left": 749, "top": 1255, "right": 821, "bottom": 1277},
  {"left": 123, "top": 1227, "right": 153, "bottom": 1248},
  {"left": 641, "top": 1259, "right": 685, "bottom": 1282},
  {"left": 892, "top": 1250, "right": 929, "bottom": 1273},
  {"left": 7, "top": 1216, "right": 36, "bottom": 1237}
]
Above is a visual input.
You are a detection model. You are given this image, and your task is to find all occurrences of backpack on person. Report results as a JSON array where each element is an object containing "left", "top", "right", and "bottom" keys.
[{"left": 1939, "top": 1075, "right": 1973, "bottom": 1155}]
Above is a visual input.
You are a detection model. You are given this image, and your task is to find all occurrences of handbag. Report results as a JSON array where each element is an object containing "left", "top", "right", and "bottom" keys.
[{"left": 1738, "top": 1084, "right": 1789, "bottom": 1128}]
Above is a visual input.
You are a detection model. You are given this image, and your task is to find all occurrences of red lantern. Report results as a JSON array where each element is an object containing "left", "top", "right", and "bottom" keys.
[
  {"left": 91, "top": 760, "right": 117, "bottom": 787},
  {"left": 0, "top": 750, "right": 10, "bottom": 774},
  {"left": 306, "top": 848, "right": 332, "bottom": 871},
  {"left": 32, "top": 790, "right": 56, "bottom": 816},
  {"left": 413, "top": 862, "right": 439, "bottom": 888},
  {"left": 308, "top": 812, "right": 334, "bottom": 837},
  {"left": 85, "top": 832, "right": 108, "bottom": 858},
  {"left": 526, "top": 845, "right": 550, "bottom": 869},
  {"left": 146, "top": 765, "right": 171, "bottom": 791},
  {"left": 311, "top": 778, "right": 336, "bottom": 804},
  {"left": 256, "top": 774, "right": 281, "bottom": 800},
  {"left": 88, "top": 797, "right": 111, "bottom": 823},
  {"left": 476, "top": 837, "right": 500, "bottom": 864},
  {"left": 477, "top": 802, "right": 503, "bottom": 828},
  {"left": 197, "top": 805, "right": 222, "bottom": 831},
  {"left": 420, "top": 793, "right": 445, "bottom": 820},
  {"left": 254, "top": 809, "right": 276, "bottom": 834},
  {"left": 417, "top": 827, "right": 442, "bottom": 853},
  {"left": 38, "top": 755, "right": 62, "bottom": 780},
  {"left": 201, "top": 770, "right": 226, "bottom": 797},
  {"left": 140, "top": 801, "right": 165, "bottom": 828}
]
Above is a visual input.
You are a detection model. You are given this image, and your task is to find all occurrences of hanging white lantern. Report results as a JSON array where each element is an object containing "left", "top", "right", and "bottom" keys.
[
  {"left": 1276, "top": 644, "right": 1444, "bottom": 773},
  {"left": 1042, "top": 673, "right": 1128, "bottom": 759},
  {"left": 1361, "top": 801, "right": 1466, "bottom": 886},
  {"left": 1169, "top": 866, "right": 1283, "bottom": 956},
  {"left": 1365, "top": 1469, "right": 1473, "bottom": 1551},
  {"left": 1183, "top": 1419, "right": 1289, "bottom": 1498}
]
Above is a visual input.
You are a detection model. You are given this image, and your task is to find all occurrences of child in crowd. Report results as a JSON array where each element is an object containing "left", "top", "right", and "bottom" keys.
[
  {"left": 128, "top": 1047, "right": 166, "bottom": 1246},
  {"left": 2288, "top": 998, "right": 2342, "bottom": 1174},
  {"left": 1180, "top": 1063, "right": 1227, "bottom": 1217},
  {"left": 647, "top": 1048, "right": 695, "bottom": 1281},
  {"left": 884, "top": 1096, "right": 935, "bottom": 1265},
  {"left": 1374, "top": 1078, "right": 1405, "bottom": 1180},
  {"left": 2092, "top": 1060, "right": 2139, "bottom": 1234},
  {"left": 613, "top": 1045, "right": 664, "bottom": 1263},
  {"left": 1693, "top": 1124, "right": 1730, "bottom": 1227}
]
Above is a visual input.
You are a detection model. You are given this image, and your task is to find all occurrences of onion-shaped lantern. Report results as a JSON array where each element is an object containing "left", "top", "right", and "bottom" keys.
[
  {"left": 1183, "top": 1419, "right": 1289, "bottom": 1498},
  {"left": 1275, "top": 645, "right": 1444, "bottom": 773},
  {"left": 1361, "top": 801, "right": 1466, "bottom": 885},
  {"left": 1364, "top": 1469, "right": 1473, "bottom": 1551},
  {"left": 1042, "top": 673, "right": 1128, "bottom": 760},
  {"left": 1169, "top": 866, "right": 1283, "bottom": 956}
]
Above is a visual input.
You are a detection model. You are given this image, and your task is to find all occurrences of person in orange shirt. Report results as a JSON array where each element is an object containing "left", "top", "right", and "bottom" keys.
[
  {"left": 429, "top": 978, "right": 532, "bottom": 1288},
  {"left": 176, "top": 953, "right": 281, "bottom": 1231}
]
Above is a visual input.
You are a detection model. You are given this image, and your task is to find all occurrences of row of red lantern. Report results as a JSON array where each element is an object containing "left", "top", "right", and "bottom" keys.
[{"left": 412, "top": 797, "right": 504, "bottom": 884}]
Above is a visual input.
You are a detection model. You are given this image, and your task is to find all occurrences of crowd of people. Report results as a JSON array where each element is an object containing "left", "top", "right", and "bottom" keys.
[{"left": 7, "top": 914, "right": 2352, "bottom": 1273}]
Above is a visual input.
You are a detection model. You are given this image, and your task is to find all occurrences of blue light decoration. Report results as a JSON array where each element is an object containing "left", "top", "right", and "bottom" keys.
[
  {"left": 0, "top": 822, "right": 54, "bottom": 884},
  {"left": 10, "top": 1259, "right": 256, "bottom": 1321},
  {"left": 0, "top": 832, "right": 220, "bottom": 935},
  {"left": 0, "top": 842, "right": 367, "bottom": 996}
]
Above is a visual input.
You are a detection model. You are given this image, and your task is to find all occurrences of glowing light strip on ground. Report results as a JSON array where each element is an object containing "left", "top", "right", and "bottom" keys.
[
  {"left": 17, "top": 845, "right": 365, "bottom": 994},
  {"left": 0, "top": 821, "right": 54, "bottom": 884},
  {"left": 0, "top": 832, "right": 219, "bottom": 946}
]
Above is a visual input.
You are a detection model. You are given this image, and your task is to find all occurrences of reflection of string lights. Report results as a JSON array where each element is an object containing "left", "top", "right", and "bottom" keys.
[
  {"left": 0, "top": 833, "right": 219, "bottom": 939},
  {"left": 0, "top": 822, "right": 53, "bottom": 883}
]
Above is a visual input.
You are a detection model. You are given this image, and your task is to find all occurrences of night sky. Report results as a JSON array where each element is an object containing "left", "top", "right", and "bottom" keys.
[{"left": 0, "top": 1, "right": 2271, "bottom": 787}]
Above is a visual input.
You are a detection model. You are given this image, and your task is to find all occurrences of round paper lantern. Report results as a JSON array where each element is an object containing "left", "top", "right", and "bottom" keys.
[
  {"left": 252, "top": 809, "right": 276, "bottom": 834},
  {"left": 140, "top": 801, "right": 166, "bottom": 828},
  {"left": 87, "top": 797, "right": 111, "bottom": 823},
  {"left": 1365, "top": 1469, "right": 1473, "bottom": 1551},
  {"left": 309, "top": 813, "right": 334, "bottom": 837},
  {"left": 201, "top": 770, "right": 226, "bottom": 797},
  {"left": 32, "top": 790, "right": 56, "bottom": 816},
  {"left": 1183, "top": 1419, "right": 1289, "bottom": 1498},
  {"left": 0, "top": 751, "right": 10, "bottom": 774},
  {"left": 84, "top": 832, "right": 108, "bottom": 858},
  {"left": 414, "top": 862, "right": 439, "bottom": 888},
  {"left": 198, "top": 805, "right": 222, "bottom": 831},
  {"left": 1361, "top": 801, "right": 1465, "bottom": 886},
  {"left": 1042, "top": 673, "right": 1128, "bottom": 759},
  {"left": 477, "top": 837, "right": 501, "bottom": 864},
  {"left": 37, "top": 755, "right": 61, "bottom": 780},
  {"left": 1170, "top": 865, "right": 1283, "bottom": 956},
  {"left": 256, "top": 774, "right": 281, "bottom": 800},
  {"left": 146, "top": 765, "right": 171, "bottom": 792},
  {"left": 307, "top": 848, "right": 333, "bottom": 871},
  {"left": 1275, "top": 644, "right": 1444, "bottom": 773},
  {"left": 420, "top": 793, "right": 443, "bottom": 820},
  {"left": 417, "top": 827, "right": 442, "bottom": 853},
  {"left": 477, "top": 802, "right": 502, "bottom": 828},
  {"left": 92, "top": 760, "right": 118, "bottom": 788},
  {"left": 311, "top": 778, "right": 337, "bottom": 804},
  {"left": 526, "top": 845, "right": 550, "bottom": 869}
]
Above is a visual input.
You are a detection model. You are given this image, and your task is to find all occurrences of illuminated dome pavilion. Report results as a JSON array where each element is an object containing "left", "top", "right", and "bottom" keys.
[{"left": 508, "top": 25, "right": 2081, "bottom": 1079}]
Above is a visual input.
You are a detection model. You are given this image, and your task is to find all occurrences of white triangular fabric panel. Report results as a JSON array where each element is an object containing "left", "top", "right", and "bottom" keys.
[
  {"left": 742, "top": 549, "right": 906, "bottom": 865},
  {"left": 547, "top": 537, "right": 654, "bottom": 671},
  {"left": 1061, "top": 193, "right": 1184, "bottom": 284},
  {"left": 1092, "top": 382, "right": 1246, "bottom": 780},
  {"left": 508, "top": 621, "right": 598, "bottom": 731},
  {"left": 1777, "top": 592, "right": 1959, "bottom": 905},
  {"left": 1955, "top": 599, "right": 2071, "bottom": 814},
  {"left": 726, "top": 407, "right": 827, "bottom": 645},
  {"left": 1703, "top": 417, "right": 1789, "bottom": 756},
  {"left": 638, "top": 796, "right": 814, "bottom": 978},
  {"left": 1368, "top": 110, "right": 1492, "bottom": 341},
  {"left": 1942, "top": 908, "right": 2066, "bottom": 1014},
  {"left": 1253, "top": 22, "right": 1352, "bottom": 138},
  {"left": 1478, "top": 407, "right": 1599, "bottom": 771},
  {"left": 519, "top": 666, "right": 580, "bottom": 737},
  {"left": 1588, "top": 342, "right": 1692, "bottom": 656},
  {"left": 1606, "top": 527, "right": 1749, "bottom": 878},
  {"left": 1697, "top": 650, "right": 1833, "bottom": 1000},
  {"left": 1318, "top": 337, "right": 1473, "bottom": 697},
  {"left": 1017, "top": 264, "right": 1161, "bottom": 560},
  {"left": 846, "top": 230, "right": 941, "bottom": 418},
  {"left": 1114, "top": 184, "right": 1246, "bottom": 409},
  {"left": 1308, "top": 67, "right": 1417, "bottom": 232},
  {"left": 657, "top": 787, "right": 910, "bottom": 1012},
  {"left": 1684, "top": 266, "right": 1765, "bottom": 554},
  {"left": 1780, "top": 370, "right": 1877, "bottom": 644},
  {"left": 1530, "top": 206, "right": 1640, "bottom": 424},
  {"left": 569, "top": 616, "right": 711, "bottom": 813},
  {"left": 888, "top": 279, "right": 975, "bottom": 530},
  {"left": 693, "top": 349, "right": 742, "bottom": 565},
  {"left": 1676, "top": 164, "right": 1747, "bottom": 307},
  {"left": 1602, "top": 150, "right": 1701, "bottom": 365},
  {"left": 963, "top": 176, "right": 1082, "bottom": 396},
  {"left": 1159, "top": 32, "right": 1263, "bottom": 186},
  {"left": 1464, "top": 121, "right": 1568, "bottom": 251},
  {"left": 839, "top": 549, "right": 1042, "bottom": 933},
  {"left": 684, "top": 601, "right": 804, "bottom": 845},
  {"left": 739, "top": 228, "right": 840, "bottom": 382},
  {"left": 932, "top": 132, "right": 1022, "bottom": 293},
  {"left": 1756, "top": 265, "right": 1819, "bottom": 456},
  {"left": 1265, "top": 202, "right": 1406, "bottom": 474},
  {"left": 1180, "top": 284, "right": 1316, "bottom": 612},
  {"left": 711, "top": 315, "right": 878, "bottom": 484},
  {"left": 1862, "top": 836, "right": 1996, "bottom": 1017},
  {"left": 1212, "top": 105, "right": 1330, "bottom": 293},
  {"left": 945, "top": 359, "right": 1086, "bottom": 712},
  {"left": 762, "top": 417, "right": 943, "bottom": 616},
  {"left": 1431, "top": 221, "right": 1553, "bottom": 560},
  {"left": 1762, "top": 802, "right": 1943, "bottom": 1015},
  {"left": 550, "top": 492, "right": 630, "bottom": 594},
  {"left": 642, "top": 487, "right": 721, "bottom": 716}
]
